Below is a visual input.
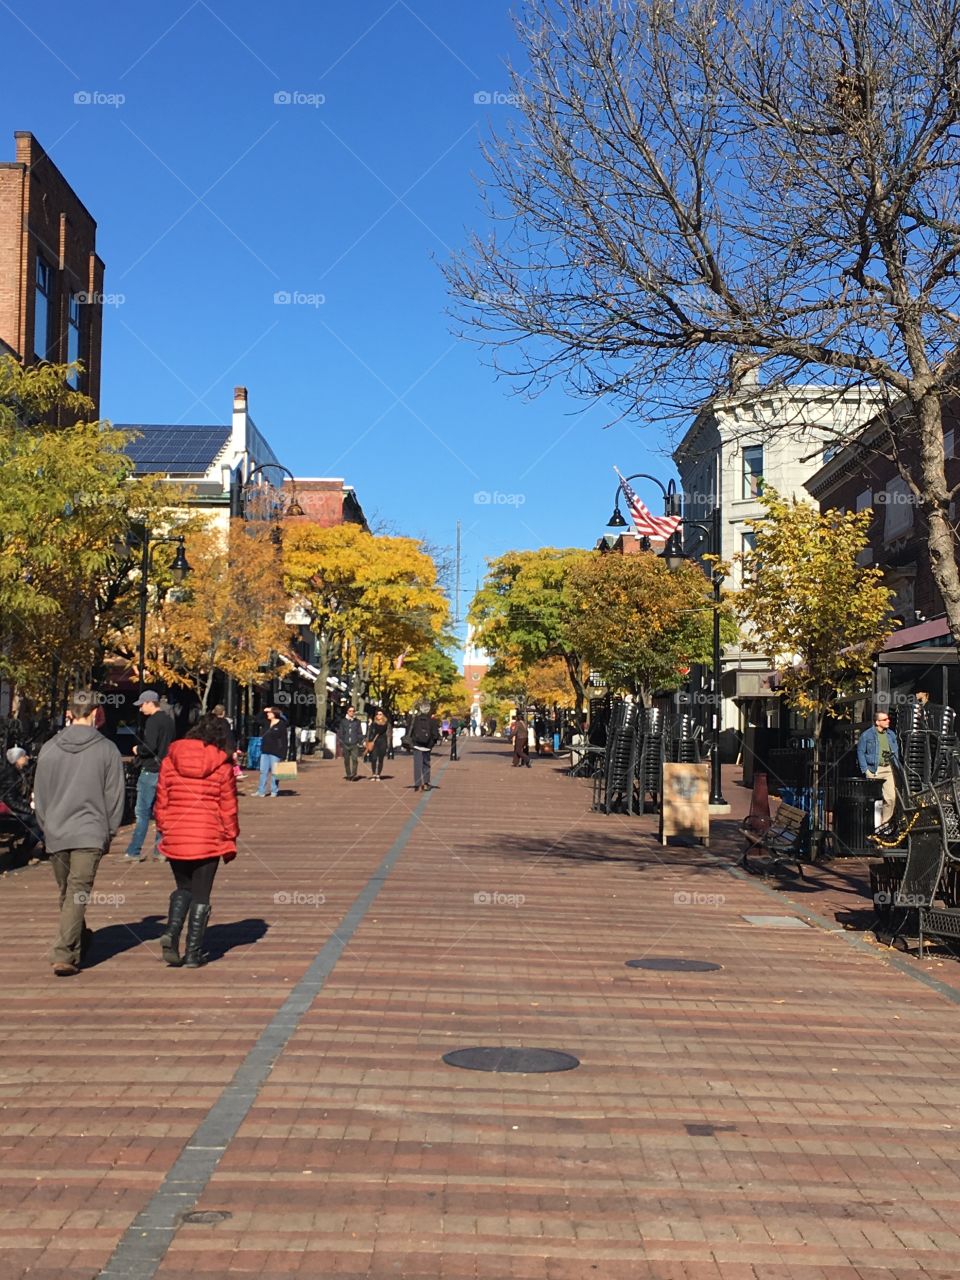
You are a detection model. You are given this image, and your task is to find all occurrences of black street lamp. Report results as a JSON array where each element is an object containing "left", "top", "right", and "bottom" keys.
[
  {"left": 242, "top": 462, "right": 305, "bottom": 523},
  {"left": 606, "top": 472, "right": 727, "bottom": 809},
  {"left": 607, "top": 473, "right": 682, "bottom": 552},
  {"left": 661, "top": 505, "right": 727, "bottom": 809},
  {"left": 136, "top": 531, "right": 191, "bottom": 694}
]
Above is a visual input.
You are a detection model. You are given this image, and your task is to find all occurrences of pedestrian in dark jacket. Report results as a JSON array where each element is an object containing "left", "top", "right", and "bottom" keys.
[
  {"left": 154, "top": 715, "right": 239, "bottom": 968},
  {"left": 511, "top": 716, "right": 531, "bottom": 767},
  {"left": 1, "top": 746, "right": 43, "bottom": 848},
  {"left": 364, "top": 709, "right": 390, "bottom": 779},
  {"left": 124, "top": 689, "right": 175, "bottom": 861},
  {"left": 256, "top": 707, "right": 288, "bottom": 798},
  {"left": 34, "top": 690, "right": 126, "bottom": 976},
  {"left": 406, "top": 700, "right": 440, "bottom": 791},
  {"left": 338, "top": 706, "right": 364, "bottom": 780}
]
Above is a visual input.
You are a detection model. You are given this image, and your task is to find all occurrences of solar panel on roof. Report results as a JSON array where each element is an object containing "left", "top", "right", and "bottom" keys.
[{"left": 119, "top": 425, "right": 231, "bottom": 474}]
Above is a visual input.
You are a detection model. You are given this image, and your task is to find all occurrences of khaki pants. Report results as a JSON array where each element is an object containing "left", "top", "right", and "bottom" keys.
[
  {"left": 867, "top": 764, "right": 897, "bottom": 825},
  {"left": 49, "top": 848, "right": 103, "bottom": 965}
]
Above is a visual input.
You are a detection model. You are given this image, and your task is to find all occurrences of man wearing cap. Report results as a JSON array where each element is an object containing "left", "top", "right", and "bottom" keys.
[
  {"left": 124, "top": 690, "right": 175, "bottom": 862},
  {"left": 34, "top": 690, "right": 125, "bottom": 976}
]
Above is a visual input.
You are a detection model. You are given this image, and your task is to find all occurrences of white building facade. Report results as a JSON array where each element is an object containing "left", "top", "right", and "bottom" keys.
[{"left": 673, "top": 380, "right": 884, "bottom": 757}]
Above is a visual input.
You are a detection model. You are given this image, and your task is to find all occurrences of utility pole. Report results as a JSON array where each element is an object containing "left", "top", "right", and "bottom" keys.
[{"left": 455, "top": 520, "right": 461, "bottom": 624}]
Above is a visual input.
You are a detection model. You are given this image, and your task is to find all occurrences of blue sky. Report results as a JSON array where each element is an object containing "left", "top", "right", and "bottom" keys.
[{"left": 1, "top": 0, "right": 681, "bottom": 633}]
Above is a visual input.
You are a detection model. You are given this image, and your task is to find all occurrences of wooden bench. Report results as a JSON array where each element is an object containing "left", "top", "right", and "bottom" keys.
[{"left": 741, "top": 801, "right": 808, "bottom": 877}]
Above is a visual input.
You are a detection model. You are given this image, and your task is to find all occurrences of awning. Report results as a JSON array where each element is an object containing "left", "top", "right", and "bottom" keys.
[{"left": 881, "top": 616, "right": 952, "bottom": 652}]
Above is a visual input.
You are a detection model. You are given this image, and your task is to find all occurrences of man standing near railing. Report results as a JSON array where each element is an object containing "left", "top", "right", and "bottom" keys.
[{"left": 857, "top": 709, "right": 901, "bottom": 828}]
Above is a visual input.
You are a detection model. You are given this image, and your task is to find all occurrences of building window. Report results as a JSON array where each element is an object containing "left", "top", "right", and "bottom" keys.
[
  {"left": 856, "top": 488, "right": 872, "bottom": 512},
  {"left": 741, "top": 530, "right": 757, "bottom": 555},
  {"left": 883, "top": 476, "right": 914, "bottom": 541},
  {"left": 34, "top": 256, "right": 53, "bottom": 360},
  {"left": 66, "top": 292, "right": 82, "bottom": 387},
  {"left": 742, "top": 445, "right": 763, "bottom": 499},
  {"left": 945, "top": 429, "right": 955, "bottom": 460}
]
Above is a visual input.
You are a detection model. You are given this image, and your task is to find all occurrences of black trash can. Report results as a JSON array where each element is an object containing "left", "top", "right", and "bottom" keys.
[{"left": 833, "top": 776, "right": 885, "bottom": 856}]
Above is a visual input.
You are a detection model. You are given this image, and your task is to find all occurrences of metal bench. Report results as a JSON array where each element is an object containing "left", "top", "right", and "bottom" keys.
[{"left": 741, "top": 801, "right": 808, "bottom": 877}]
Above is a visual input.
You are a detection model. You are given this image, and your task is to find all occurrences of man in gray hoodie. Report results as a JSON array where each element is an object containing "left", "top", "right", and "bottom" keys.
[{"left": 34, "top": 690, "right": 126, "bottom": 976}]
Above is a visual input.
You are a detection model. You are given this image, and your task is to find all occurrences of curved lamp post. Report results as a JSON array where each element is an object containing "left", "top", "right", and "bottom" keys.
[
  {"left": 242, "top": 462, "right": 305, "bottom": 523},
  {"left": 661, "top": 508, "right": 726, "bottom": 808},
  {"left": 606, "top": 472, "right": 726, "bottom": 809},
  {"left": 136, "top": 532, "right": 191, "bottom": 694}
]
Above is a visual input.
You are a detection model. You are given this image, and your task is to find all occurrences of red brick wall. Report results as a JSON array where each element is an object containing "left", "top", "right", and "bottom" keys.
[
  {"left": 0, "top": 133, "right": 103, "bottom": 415},
  {"left": 284, "top": 479, "right": 353, "bottom": 527},
  {"left": 819, "top": 407, "right": 960, "bottom": 621}
]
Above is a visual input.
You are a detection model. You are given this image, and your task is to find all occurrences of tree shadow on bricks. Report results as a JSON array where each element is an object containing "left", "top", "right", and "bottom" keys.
[
  {"left": 204, "top": 917, "right": 268, "bottom": 961},
  {"left": 493, "top": 830, "right": 726, "bottom": 874}
]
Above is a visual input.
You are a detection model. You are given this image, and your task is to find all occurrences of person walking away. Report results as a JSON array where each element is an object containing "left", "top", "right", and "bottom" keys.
[
  {"left": 511, "top": 716, "right": 531, "bottom": 768},
  {"left": 449, "top": 716, "right": 459, "bottom": 762},
  {"left": 33, "top": 690, "right": 126, "bottom": 976},
  {"left": 857, "top": 708, "right": 901, "bottom": 829},
  {"left": 1, "top": 746, "right": 43, "bottom": 849},
  {"left": 406, "top": 701, "right": 440, "bottom": 791},
  {"left": 365, "top": 709, "right": 390, "bottom": 780},
  {"left": 154, "top": 714, "right": 239, "bottom": 968},
  {"left": 256, "top": 706, "right": 288, "bottom": 797},
  {"left": 338, "top": 706, "right": 364, "bottom": 781},
  {"left": 124, "top": 690, "right": 175, "bottom": 862}
]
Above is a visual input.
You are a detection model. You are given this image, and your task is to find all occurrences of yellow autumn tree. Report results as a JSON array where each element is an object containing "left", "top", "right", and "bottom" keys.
[
  {"left": 155, "top": 521, "right": 293, "bottom": 708},
  {"left": 737, "top": 489, "right": 895, "bottom": 846},
  {"left": 283, "top": 522, "right": 449, "bottom": 732}
]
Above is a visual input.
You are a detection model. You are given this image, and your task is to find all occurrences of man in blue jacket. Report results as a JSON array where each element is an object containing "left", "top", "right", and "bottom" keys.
[{"left": 857, "top": 708, "right": 901, "bottom": 827}]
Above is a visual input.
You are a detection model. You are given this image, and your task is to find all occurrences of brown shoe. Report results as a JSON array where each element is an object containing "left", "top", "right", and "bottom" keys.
[{"left": 52, "top": 961, "right": 79, "bottom": 977}]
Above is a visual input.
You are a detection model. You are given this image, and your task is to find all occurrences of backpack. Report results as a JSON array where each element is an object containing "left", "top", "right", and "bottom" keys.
[{"left": 411, "top": 713, "right": 435, "bottom": 747}]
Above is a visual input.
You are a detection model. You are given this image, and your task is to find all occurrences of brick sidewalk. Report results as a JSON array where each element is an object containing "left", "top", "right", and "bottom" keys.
[{"left": 2, "top": 742, "right": 960, "bottom": 1279}]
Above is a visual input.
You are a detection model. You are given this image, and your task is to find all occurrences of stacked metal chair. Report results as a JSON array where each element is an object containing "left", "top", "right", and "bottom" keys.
[
  {"left": 636, "top": 706, "right": 666, "bottom": 812},
  {"left": 593, "top": 699, "right": 640, "bottom": 814},
  {"left": 670, "top": 711, "right": 702, "bottom": 764}
]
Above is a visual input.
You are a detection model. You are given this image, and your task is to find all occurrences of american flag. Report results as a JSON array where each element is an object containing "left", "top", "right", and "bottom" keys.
[{"left": 614, "top": 467, "right": 682, "bottom": 540}]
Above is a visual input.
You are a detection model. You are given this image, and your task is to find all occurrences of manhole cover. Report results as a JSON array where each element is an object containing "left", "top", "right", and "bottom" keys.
[
  {"left": 685, "top": 1122, "right": 737, "bottom": 1136},
  {"left": 442, "top": 1047, "right": 580, "bottom": 1073},
  {"left": 741, "top": 914, "right": 811, "bottom": 929},
  {"left": 180, "top": 1210, "right": 232, "bottom": 1226},
  {"left": 625, "top": 957, "right": 722, "bottom": 972}
]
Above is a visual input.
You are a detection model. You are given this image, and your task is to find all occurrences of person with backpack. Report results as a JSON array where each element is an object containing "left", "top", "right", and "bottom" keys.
[{"left": 405, "top": 700, "right": 440, "bottom": 791}]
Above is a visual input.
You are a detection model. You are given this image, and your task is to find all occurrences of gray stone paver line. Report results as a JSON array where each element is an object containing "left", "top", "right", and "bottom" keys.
[{"left": 96, "top": 764, "right": 447, "bottom": 1279}]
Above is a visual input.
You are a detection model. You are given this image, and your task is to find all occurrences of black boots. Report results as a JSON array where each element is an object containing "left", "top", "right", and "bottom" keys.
[
  {"left": 183, "top": 902, "right": 212, "bottom": 968},
  {"left": 159, "top": 890, "right": 192, "bottom": 966}
]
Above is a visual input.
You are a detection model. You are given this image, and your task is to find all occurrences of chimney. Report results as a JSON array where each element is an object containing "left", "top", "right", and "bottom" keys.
[
  {"left": 729, "top": 356, "right": 760, "bottom": 391},
  {"left": 231, "top": 386, "right": 248, "bottom": 461},
  {"left": 233, "top": 386, "right": 248, "bottom": 413}
]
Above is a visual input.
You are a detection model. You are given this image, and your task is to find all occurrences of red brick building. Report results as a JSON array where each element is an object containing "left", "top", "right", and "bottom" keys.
[
  {"left": 0, "top": 132, "right": 104, "bottom": 414},
  {"left": 805, "top": 403, "right": 960, "bottom": 704},
  {"left": 282, "top": 478, "right": 366, "bottom": 528}
]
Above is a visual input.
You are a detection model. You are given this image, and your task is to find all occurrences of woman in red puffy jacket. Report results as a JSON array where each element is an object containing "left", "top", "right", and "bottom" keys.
[{"left": 154, "top": 714, "right": 239, "bottom": 968}]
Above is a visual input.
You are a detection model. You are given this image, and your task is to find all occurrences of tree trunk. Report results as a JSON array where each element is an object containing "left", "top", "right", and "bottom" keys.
[
  {"left": 564, "top": 652, "right": 586, "bottom": 717},
  {"left": 313, "top": 631, "right": 331, "bottom": 751},
  {"left": 811, "top": 702, "right": 826, "bottom": 860},
  {"left": 201, "top": 668, "right": 215, "bottom": 712},
  {"left": 914, "top": 395, "right": 960, "bottom": 650}
]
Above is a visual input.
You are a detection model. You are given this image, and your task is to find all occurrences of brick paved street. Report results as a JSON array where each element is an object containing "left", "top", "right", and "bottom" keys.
[{"left": 2, "top": 741, "right": 960, "bottom": 1280}]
